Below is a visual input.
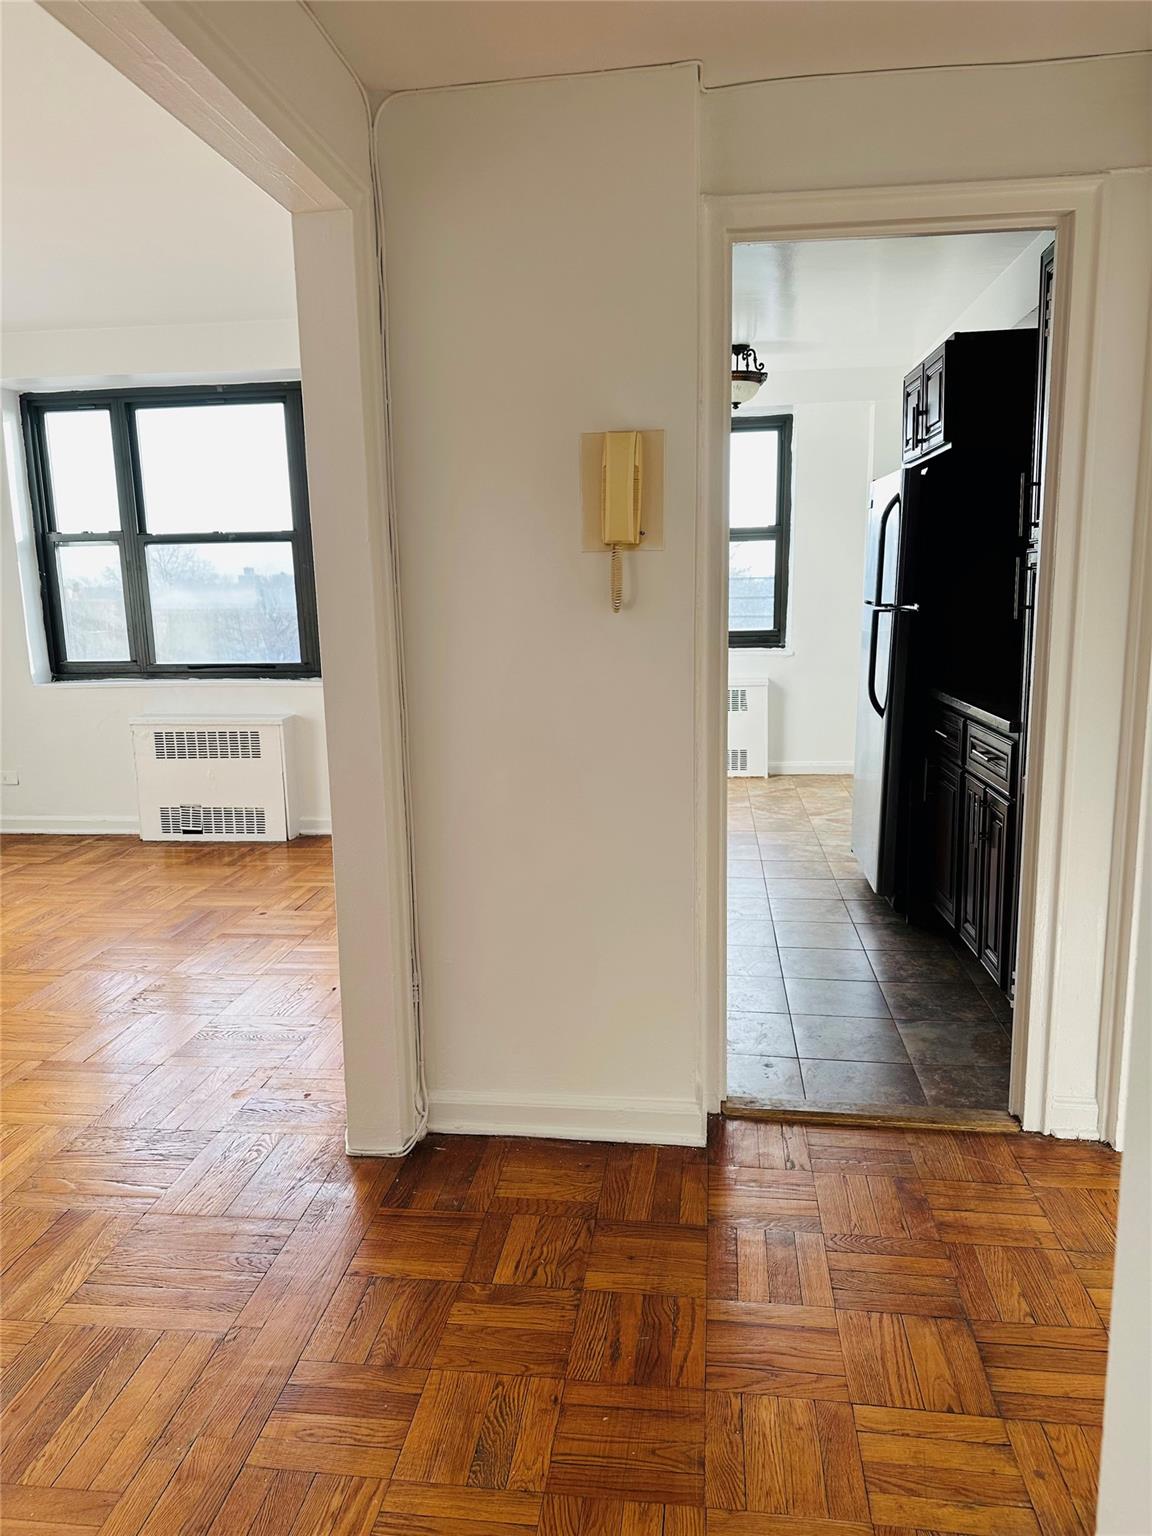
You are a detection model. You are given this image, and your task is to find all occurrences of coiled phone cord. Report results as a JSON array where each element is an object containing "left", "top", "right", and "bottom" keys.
[{"left": 611, "top": 545, "right": 623, "bottom": 613}]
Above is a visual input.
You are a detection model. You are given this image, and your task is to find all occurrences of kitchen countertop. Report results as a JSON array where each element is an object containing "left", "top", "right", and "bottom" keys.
[{"left": 929, "top": 689, "right": 1020, "bottom": 737}]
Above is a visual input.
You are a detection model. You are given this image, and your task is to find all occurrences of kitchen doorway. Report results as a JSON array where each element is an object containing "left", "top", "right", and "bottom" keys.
[{"left": 720, "top": 227, "right": 1056, "bottom": 1121}]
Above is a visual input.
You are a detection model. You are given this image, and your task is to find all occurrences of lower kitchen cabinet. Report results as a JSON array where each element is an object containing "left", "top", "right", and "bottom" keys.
[
  {"left": 961, "top": 778, "right": 1013, "bottom": 989},
  {"left": 925, "top": 703, "right": 1017, "bottom": 993}
]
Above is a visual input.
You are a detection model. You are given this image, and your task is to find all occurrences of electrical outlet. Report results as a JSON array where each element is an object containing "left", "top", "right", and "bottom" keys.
[{"left": 1, "top": 771, "right": 19, "bottom": 787}]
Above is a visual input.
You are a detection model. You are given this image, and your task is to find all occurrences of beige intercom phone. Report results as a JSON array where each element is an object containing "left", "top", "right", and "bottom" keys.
[{"left": 601, "top": 430, "right": 644, "bottom": 612}]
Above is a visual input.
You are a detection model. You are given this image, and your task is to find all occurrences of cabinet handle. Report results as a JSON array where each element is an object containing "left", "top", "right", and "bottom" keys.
[
  {"left": 933, "top": 728, "right": 951, "bottom": 741},
  {"left": 971, "top": 748, "right": 1005, "bottom": 768}
]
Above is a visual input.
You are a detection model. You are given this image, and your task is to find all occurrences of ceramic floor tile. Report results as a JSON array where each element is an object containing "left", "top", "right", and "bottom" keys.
[
  {"left": 726, "top": 1013, "right": 796, "bottom": 1056},
  {"left": 771, "top": 921, "right": 861, "bottom": 951},
  {"left": 727, "top": 978, "right": 788, "bottom": 1015},
  {"left": 778, "top": 949, "right": 876, "bottom": 981},
  {"left": 915, "top": 1063, "right": 1011, "bottom": 1108},
  {"left": 759, "top": 859, "right": 832, "bottom": 879},
  {"left": 725, "top": 1054, "right": 805, "bottom": 1100},
  {"left": 800, "top": 1058, "right": 927, "bottom": 1107},
  {"left": 783, "top": 978, "right": 890, "bottom": 1020},
  {"left": 769, "top": 898, "right": 852, "bottom": 923},
  {"left": 880, "top": 981, "right": 996, "bottom": 1023},
  {"left": 896, "top": 1021, "right": 1012, "bottom": 1068},
  {"left": 726, "top": 918, "right": 778, "bottom": 947},
  {"left": 865, "top": 947, "right": 968, "bottom": 982},
  {"left": 789, "top": 1015, "right": 912, "bottom": 1065},
  {"left": 726, "top": 946, "right": 781, "bottom": 978},
  {"left": 763, "top": 878, "right": 843, "bottom": 900}
]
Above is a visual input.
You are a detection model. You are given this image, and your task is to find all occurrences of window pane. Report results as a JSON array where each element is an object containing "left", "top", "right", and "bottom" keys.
[
  {"left": 730, "top": 539, "right": 776, "bottom": 634},
  {"left": 135, "top": 403, "right": 293, "bottom": 533},
  {"left": 44, "top": 411, "right": 121, "bottom": 533},
  {"left": 56, "top": 543, "right": 130, "bottom": 661},
  {"left": 146, "top": 542, "right": 301, "bottom": 664},
  {"left": 729, "top": 429, "right": 779, "bottom": 529}
]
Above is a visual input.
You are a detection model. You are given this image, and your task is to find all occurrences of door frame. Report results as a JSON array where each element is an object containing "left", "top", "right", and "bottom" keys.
[{"left": 697, "top": 173, "right": 1152, "bottom": 1143}]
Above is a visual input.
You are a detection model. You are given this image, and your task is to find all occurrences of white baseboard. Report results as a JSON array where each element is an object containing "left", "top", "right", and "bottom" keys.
[
  {"left": 1044, "top": 1094, "right": 1103, "bottom": 1139},
  {"left": 0, "top": 813, "right": 139, "bottom": 835},
  {"left": 427, "top": 1088, "right": 706, "bottom": 1147},
  {"left": 1, "top": 813, "right": 332, "bottom": 838}
]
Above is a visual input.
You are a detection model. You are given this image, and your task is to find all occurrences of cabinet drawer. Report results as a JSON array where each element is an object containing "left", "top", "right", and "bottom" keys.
[
  {"left": 965, "top": 724, "right": 1014, "bottom": 791},
  {"left": 928, "top": 708, "right": 963, "bottom": 762}
]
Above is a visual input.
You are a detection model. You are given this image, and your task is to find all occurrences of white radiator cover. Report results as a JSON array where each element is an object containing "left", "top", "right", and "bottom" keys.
[
  {"left": 727, "top": 684, "right": 769, "bottom": 777},
  {"left": 130, "top": 715, "right": 298, "bottom": 842}
]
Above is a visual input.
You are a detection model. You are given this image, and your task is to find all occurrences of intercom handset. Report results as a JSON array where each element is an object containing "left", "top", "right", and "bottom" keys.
[{"left": 601, "top": 430, "right": 644, "bottom": 612}]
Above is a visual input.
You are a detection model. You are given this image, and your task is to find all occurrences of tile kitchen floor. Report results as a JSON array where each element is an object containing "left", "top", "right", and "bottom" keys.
[{"left": 727, "top": 774, "right": 1012, "bottom": 1112}]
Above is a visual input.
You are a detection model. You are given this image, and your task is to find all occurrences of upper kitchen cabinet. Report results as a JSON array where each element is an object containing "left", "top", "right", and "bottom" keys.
[{"left": 902, "top": 330, "right": 1036, "bottom": 465}]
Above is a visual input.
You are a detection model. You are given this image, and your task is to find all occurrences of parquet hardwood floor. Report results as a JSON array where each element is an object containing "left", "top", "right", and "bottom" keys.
[{"left": 0, "top": 835, "right": 1120, "bottom": 1533}]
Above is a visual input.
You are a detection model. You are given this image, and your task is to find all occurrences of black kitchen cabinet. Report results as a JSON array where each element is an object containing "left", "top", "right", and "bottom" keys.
[
  {"left": 958, "top": 772, "right": 984, "bottom": 955},
  {"left": 902, "top": 330, "right": 1035, "bottom": 466},
  {"left": 902, "top": 367, "right": 923, "bottom": 459},
  {"left": 979, "top": 788, "right": 1012, "bottom": 985},
  {"left": 925, "top": 754, "right": 961, "bottom": 927},
  {"left": 921, "top": 346, "right": 946, "bottom": 452},
  {"left": 958, "top": 775, "right": 1014, "bottom": 989},
  {"left": 922, "top": 699, "right": 1018, "bottom": 991}
]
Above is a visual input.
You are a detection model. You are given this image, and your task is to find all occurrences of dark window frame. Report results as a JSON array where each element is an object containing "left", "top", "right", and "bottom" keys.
[
  {"left": 21, "top": 381, "right": 320, "bottom": 681},
  {"left": 728, "top": 412, "right": 793, "bottom": 649}
]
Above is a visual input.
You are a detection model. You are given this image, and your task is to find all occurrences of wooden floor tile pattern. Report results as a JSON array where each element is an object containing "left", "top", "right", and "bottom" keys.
[{"left": 0, "top": 834, "right": 1121, "bottom": 1533}]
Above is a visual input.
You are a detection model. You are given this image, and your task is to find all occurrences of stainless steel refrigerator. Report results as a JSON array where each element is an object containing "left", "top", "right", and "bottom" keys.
[{"left": 852, "top": 469, "right": 918, "bottom": 898}]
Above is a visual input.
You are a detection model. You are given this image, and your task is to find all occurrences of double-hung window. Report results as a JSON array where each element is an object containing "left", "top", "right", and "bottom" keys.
[
  {"left": 22, "top": 382, "right": 320, "bottom": 679},
  {"left": 728, "top": 413, "right": 793, "bottom": 648}
]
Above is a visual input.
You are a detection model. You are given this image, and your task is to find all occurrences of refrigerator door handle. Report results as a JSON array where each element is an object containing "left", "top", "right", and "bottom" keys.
[
  {"left": 873, "top": 493, "right": 901, "bottom": 605},
  {"left": 866, "top": 610, "right": 885, "bottom": 718}
]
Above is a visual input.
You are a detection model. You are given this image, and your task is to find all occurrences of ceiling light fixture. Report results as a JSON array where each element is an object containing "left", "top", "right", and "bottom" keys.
[{"left": 731, "top": 343, "right": 766, "bottom": 409}]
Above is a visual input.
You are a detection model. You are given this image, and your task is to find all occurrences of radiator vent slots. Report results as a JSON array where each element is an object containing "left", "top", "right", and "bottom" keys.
[
  {"left": 729, "top": 688, "right": 749, "bottom": 713},
  {"left": 159, "top": 805, "right": 267, "bottom": 837},
  {"left": 154, "top": 728, "right": 262, "bottom": 761},
  {"left": 728, "top": 749, "right": 748, "bottom": 773}
]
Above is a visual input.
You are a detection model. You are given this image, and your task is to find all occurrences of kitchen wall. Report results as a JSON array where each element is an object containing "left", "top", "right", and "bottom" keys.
[{"left": 376, "top": 65, "right": 703, "bottom": 1143}]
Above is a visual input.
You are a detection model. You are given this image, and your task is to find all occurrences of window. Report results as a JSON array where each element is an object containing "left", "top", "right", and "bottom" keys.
[
  {"left": 728, "top": 414, "right": 792, "bottom": 648},
  {"left": 21, "top": 383, "right": 320, "bottom": 679}
]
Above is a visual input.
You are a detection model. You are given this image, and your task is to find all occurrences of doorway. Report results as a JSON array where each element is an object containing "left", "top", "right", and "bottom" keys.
[{"left": 719, "top": 227, "right": 1055, "bottom": 1120}]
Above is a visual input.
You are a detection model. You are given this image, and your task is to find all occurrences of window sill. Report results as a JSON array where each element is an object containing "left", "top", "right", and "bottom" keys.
[{"left": 36, "top": 676, "right": 323, "bottom": 690}]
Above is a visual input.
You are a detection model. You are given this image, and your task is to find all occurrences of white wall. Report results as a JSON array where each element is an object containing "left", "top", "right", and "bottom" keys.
[
  {"left": 730, "top": 397, "right": 875, "bottom": 773},
  {"left": 377, "top": 65, "right": 704, "bottom": 1144},
  {"left": 704, "top": 54, "right": 1152, "bottom": 194}
]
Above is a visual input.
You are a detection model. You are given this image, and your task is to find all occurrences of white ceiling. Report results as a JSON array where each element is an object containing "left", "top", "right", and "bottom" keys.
[
  {"left": 310, "top": 0, "right": 1151, "bottom": 95},
  {"left": 732, "top": 232, "right": 1045, "bottom": 374},
  {"left": 0, "top": 1, "right": 295, "bottom": 335}
]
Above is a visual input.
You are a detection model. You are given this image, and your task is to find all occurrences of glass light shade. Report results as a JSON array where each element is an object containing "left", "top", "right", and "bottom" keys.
[{"left": 731, "top": 375, "right": 764, "bottom": 407}]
